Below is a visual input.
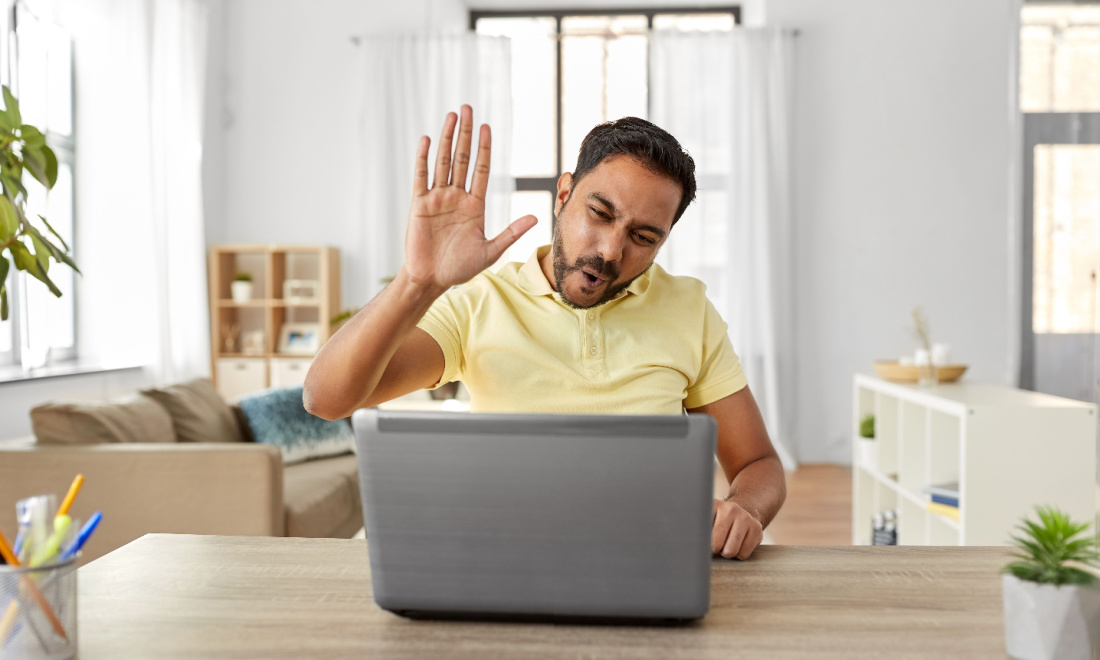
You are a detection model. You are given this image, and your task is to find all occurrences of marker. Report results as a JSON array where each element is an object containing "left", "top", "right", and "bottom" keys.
[
  {"left": 57, "top": 474, "right": 84, "bottom": 519},
  {"left": 0, "top": 600, "right": 19, "bottom": 650},
  {"left": 29, "top": 515, "right": 71, "bottom": 568},
  {"left": 0, "top": 526, "right": 68, "bottom": 640},
  {"left": 60, "top": 512, "right": 102, "bottom": 562}
]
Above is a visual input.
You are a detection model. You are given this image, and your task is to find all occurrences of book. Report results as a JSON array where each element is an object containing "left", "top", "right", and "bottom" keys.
[
  {"left": 921, "top": 481, "right": 959, "bottom": 499},
  {"left": 931, "top": 494, "right": 959, "bottom": 507},
  {"left": 926, "top": 501, "right": 961, "bottom": 521}
]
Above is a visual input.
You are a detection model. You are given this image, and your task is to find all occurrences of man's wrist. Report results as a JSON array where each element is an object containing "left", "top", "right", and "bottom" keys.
[{"left": 393, "top": 268, "right": 449, "bottom": 304}]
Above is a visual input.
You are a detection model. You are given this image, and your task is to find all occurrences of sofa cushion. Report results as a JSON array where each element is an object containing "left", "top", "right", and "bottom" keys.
[
  {"left": 283, "top": 454, "right": 362, "bottom": 538},
  {"left": 237, "top": 386, "right": 354, "bottom": 465},
  {"left": 141, "top": 378, "right": 243, "bottom": 443},
  {"left": 31, "top": 394, "right": 178, "bottom": 445}
]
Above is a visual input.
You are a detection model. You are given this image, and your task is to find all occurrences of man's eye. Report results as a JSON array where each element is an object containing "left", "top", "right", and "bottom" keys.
[
  {"left": 590, "top": 206, "right": 610, "bottom": 220},
  {"left": 636, "top": 234, "right": 656, "bottom": 245}
]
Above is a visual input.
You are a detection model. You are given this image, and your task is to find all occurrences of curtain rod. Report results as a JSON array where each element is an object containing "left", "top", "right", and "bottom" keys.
[{"left": 350, "top": 27, "right": 800, "bottom": 45}]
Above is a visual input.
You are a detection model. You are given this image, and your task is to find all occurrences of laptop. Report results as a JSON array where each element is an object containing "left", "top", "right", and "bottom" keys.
[{"left": 351, "top": 408, "right": 717, "bottom": 623}]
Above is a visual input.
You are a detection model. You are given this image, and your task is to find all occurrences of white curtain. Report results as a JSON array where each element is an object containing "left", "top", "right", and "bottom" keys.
[
  {"left": 56, "top": 0, "right": 210, "bottom": 384},
  {"left": 357, "top": 34, "right": 513, "bottom": 303},
  {"left": 651, "top": 28, "right": 798, "bottom": 470},
  {"left": 149, "top": 0, "right": 210, "bottom": 384}
]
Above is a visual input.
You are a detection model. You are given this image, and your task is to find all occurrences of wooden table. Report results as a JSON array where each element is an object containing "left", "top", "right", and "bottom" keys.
[{"left": 78, "top": 534, "right": 1011, "bottom": 659}]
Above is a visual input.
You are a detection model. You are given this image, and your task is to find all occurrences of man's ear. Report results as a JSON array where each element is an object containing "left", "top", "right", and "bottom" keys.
[{"left": 554, "top": 172, "right": 573, "bottom": 215}]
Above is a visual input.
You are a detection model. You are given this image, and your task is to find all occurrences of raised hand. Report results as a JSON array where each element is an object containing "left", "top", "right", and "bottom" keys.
[{"left": 403, "top": 105, "right": 537, "bottom": 291}]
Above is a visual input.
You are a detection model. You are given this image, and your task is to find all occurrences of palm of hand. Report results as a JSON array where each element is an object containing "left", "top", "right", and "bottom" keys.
[{"left": 406, "top": 186, "right": 493, "bottom": 289}]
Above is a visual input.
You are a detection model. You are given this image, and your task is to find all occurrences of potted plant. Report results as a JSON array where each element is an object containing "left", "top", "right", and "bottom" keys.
[
  {"left": 857, "top": 413, "right": 875, "bottom": 467},
  {"left": 0, "top": 86, "right": 77, "bottom": 322},
  {"left": 231, "top": 272, "right": 253, "bottom": 303},
  {"left": 1002, "top": 506, "right": 1100, "bottom": 660}
]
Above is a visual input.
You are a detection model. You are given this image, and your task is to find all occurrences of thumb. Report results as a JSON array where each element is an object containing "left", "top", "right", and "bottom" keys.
[{"left": 485, "top": 215, "right": 538, "bottom": 264}]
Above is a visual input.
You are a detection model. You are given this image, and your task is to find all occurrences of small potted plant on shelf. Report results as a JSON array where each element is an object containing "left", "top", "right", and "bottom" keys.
[
  {"left": 1002, "top": 505, "right": 1100, "bottom": 660},
  {"left": 857, "top": 414, "right": 875, "bottom": 467},
  {"left": 231, "top": 272, "right": 253, "bottom": 303}
]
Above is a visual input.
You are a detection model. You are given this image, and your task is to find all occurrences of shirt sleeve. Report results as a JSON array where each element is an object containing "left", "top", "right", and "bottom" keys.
[
  {"left": 415, "top": 286, "right": 471, "bottom": 388},
  {"left": 683, "top": 298, "right": 748, "bottom": 409}
]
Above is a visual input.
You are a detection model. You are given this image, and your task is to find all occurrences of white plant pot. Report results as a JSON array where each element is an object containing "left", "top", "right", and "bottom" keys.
[
  {"left": 857, "top": 438, "right": 877, "bottom": 469},
  {"left": 231, "top": 281, "right": 253, "bottom": 303},
  {"left": 1003, "top": 574, "right": 1100, "bottom": 660}
]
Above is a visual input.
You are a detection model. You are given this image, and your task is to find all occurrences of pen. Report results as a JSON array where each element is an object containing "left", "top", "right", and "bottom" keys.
[
  {"left": 0, "top": 526, "right": 68, "bottom": 640},
  {"left": 60, "top": 512, "right": 102, "bottom": 562},
  {"left": 56, "top": 474, "right": 84, "bottom": 519}
]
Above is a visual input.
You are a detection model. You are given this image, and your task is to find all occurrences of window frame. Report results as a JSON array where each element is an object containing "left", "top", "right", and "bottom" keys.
[
  {"left": 471, "top": 6, "right": 741, "bottom": 216},
  {"left": 0, "top": 4, "right": 78, "bottom": 368}
]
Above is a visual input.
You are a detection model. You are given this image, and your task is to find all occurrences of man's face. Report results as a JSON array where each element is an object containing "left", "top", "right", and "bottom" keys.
[{"left": 549, "top": 155, "right": 681, "bottom": 309}]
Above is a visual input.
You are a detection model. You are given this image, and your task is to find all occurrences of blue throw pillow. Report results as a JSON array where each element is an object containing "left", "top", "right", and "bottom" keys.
[{"left": 237, "top": 386, "right": 354, "bottom": 465}]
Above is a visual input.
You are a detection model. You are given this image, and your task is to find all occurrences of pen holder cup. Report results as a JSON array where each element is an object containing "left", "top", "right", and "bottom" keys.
[{"left": 0, "top": 557, "right": 78, "bottom": 660}]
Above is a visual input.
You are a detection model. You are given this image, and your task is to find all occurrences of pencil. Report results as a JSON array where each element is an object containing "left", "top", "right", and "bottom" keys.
[
  {"left": 0, "top": 599, "right": 19, "bottom": 649},
  {"left": 0, "top": 527, "right": 68, "bottom": 641},
  {"left": 57, "top": 474, "right": 85, "bottom": 518}
]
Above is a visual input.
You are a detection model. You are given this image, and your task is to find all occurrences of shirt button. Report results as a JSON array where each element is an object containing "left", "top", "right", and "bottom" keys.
[
  {"left": 587, "top": 312, "right": 595, "bottom": 320},
  {"left": 590, "top": 346, "right": 598, "bottom": 355}
]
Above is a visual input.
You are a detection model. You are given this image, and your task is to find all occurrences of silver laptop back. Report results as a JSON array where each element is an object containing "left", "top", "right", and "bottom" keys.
[{"left": 351, "top": 409, "right": 716, "bottom": 622}]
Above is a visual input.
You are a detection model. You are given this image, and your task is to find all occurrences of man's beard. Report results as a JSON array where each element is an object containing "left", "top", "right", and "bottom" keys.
[{"left": 551, "top": 207, "right": 647, "bottom": 310}]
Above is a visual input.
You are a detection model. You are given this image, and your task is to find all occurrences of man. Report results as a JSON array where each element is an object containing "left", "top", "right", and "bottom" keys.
[{"left": 304, "top": 106, "right": 785, "bottom": 559}]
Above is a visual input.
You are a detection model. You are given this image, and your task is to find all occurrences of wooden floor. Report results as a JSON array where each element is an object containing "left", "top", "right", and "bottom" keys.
[{"left": 715, "top": 464, "right": 852, "bottom": 545}]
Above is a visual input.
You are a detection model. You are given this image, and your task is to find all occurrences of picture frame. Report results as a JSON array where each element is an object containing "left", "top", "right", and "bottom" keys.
[
  {"left": 278, "top": 323, "right": 321, "bottom": 355},
  {"left": 283, "top": 279, "right": 320, "bottom": 303}
]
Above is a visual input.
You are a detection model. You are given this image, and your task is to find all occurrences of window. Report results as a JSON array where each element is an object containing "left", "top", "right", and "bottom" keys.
[
  {"left": 472, "top": 8, "right": 738, "bottom": 259},
  {"left": 1019, "top": 4, "right": 1100, "bottom": 401},
  {"left": 0, "top": 6, "right": 76, "bottom": 368}
]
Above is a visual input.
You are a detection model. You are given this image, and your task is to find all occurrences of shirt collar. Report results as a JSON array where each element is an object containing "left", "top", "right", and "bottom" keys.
[{"left": 516, "top": 244, "right": 653, "bottom": 299}]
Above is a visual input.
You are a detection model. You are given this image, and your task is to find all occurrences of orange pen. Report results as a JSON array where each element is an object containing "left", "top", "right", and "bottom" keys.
[
  {"left": 57, "top": 474, "right": 85, "bottom": 519},
  {"left": 0, "top": 526, "right": 67, "bottom": 641}
]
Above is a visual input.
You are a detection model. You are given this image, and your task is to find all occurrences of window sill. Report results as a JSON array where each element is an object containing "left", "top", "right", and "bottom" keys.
[{"left": 0, "top": 361, "right": 145, "bottom": 385}]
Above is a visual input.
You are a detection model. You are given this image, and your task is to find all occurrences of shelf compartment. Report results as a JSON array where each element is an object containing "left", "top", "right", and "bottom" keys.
[
  {"left": 215, "top": 251, "right": 268, "bottom": 302},
  {"left": 898, "top": 401, "right": 928, "bottom": 493},
  {"left": 928, "top": 410, "right": 961, "bottom": 489},
  {"left": 898, "top": 498, "right": 927, "bottom": 545},
  {"left": 874, "top": 393, "right": 899, "bottom": 475}
]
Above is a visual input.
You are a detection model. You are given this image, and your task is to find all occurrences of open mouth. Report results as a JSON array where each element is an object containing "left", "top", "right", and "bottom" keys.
[{"left": 580, "top": 270, "right": 606, "bottom": 289}]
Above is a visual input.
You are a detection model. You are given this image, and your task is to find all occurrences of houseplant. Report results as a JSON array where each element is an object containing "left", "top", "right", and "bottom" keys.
[
  {"left": 1002, "top": 506, "right": 1100, "bottom": 659},
  {"left": 857, "top": 414, "right": 875, "bottom": 467},
  {"left": 231, "top": 272, "right": 253, "bottom": 303},
  {"left": 0, "top": 85, "right": 78, "bottom": 321}
]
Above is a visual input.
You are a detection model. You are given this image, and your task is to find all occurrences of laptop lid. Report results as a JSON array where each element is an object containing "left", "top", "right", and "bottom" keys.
[{"left": 351, "top": 409, "right": 717, "bottom": 621}]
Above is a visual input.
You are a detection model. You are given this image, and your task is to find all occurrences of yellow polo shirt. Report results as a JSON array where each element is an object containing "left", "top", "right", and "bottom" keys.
[{"left": 417, "top": 245, "right": 747, "bottom": 414}]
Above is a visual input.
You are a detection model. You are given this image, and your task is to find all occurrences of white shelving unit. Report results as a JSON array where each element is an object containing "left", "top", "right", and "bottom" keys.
[{"left": 852, "top": 374, "right": 1097, "bottom": 546}]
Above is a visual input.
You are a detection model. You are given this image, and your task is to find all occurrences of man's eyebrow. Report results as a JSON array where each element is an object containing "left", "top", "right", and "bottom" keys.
[{"left": 587, "top": 192, "right": 618, "bottom": 215}]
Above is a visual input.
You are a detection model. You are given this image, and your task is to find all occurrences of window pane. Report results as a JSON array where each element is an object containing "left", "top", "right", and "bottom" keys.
[
  {"left": 47, "top": 29, "right": 72, "bottom": 136},
  {"left": 502, "top": 190, "right": 553, "bottom": 266},
  {"left": 1021, "top": 5, "right": 1100, "bottom": 112},
  {"left": 652, "top": 14, "right": 736, "bottom": 31},
  {"left": 16, "top": 17, "right": 48, "bottom": 130},
  {"left": 1032, "top": 145, "right": 1100, "bottom": 334},
  {"left": 477, "top": 17, "right": 557, "bottom": 177},
  {"left": 21, "top": 163, "right": 75, "bottom": 354},
  {"left": 561, "top": 15, "right": 648, "bottom": 172},
  {"left": 0, "top": 307, "right": 11, "bottom": 355}
]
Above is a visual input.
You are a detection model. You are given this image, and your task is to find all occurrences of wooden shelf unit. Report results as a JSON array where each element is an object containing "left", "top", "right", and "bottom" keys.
[
  {"left": 852, "top": 374, "right": 1097, "bottom": 546},
  {"left": 209, "top": 245, "right": 340, "bottom": 400}
]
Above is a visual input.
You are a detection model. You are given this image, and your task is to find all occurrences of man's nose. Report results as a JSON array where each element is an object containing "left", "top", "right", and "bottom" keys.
[{"left": 595, "top": 229, "right": 625, "bottom": 267}]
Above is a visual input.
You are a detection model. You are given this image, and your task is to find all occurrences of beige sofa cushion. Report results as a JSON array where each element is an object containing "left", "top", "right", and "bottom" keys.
[
  {"left": 283, "top": 454, "right": 362, "bottom": 538},
  {"left": 31, "top": 394, "right": 177, "bottom": 445},
  {"left": 142, "top": 378, "right": 242, "bottom": 443}
]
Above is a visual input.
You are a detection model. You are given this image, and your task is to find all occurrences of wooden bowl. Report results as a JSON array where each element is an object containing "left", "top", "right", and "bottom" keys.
[{"left": 873, "top": 362, "right": 968, "bottom": 383}]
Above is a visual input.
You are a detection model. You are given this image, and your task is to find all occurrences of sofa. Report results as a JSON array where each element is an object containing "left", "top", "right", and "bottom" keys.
[{"left": 0, "top": 379, "right": 363, "bottom": 563}]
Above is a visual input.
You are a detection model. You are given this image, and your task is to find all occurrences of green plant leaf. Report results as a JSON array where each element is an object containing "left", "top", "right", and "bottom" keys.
[
  {"left": 28, "top": 233, "right": 51, "bottom": 271},
  {"left": 36, "top": 214, "right": 70, "bottom": 254},
  {"left": 19, "top": 124, "right": 45, "bottom": 148},
  {"left": 0, "top": 195, "right": 16, "bottom": 239},
  {"left": 43, "top": 144, "right": 57, "bottom": 188},
  {"left": 3, "top": 86, "right": 22, "bottom": 127},
  {"left": 11, "top": 241, "right": 60, "bottom": 297},
  {"left": 0, "top": 282, "right": 7, "bottom": 321},
  {"left": 23, "top": 145, "right": 50, "bottom": 188},
  {"left": 1, "top": 173, "right": 27, "bottom": 201},
  {"left": 25, "top": 221, "right": 79, "bottom": 274},
  {"left": 1005, "top": 505, "right": 1100, "bottom": 585}
]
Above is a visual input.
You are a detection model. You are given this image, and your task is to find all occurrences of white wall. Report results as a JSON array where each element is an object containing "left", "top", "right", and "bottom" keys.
[
  {"left": 768, "top": 0, "right": 1017, "bottom": 462},
  {"left": 204, "top": 0, "right": 469, "bottom": 310}
]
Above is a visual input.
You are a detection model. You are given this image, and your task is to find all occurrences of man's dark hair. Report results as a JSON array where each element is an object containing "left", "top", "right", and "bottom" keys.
[{"left": 572, "top": 117, "right": 697, "bottom": 226}]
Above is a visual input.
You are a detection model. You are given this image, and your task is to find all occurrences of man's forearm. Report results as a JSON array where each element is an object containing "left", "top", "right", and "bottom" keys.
[
  {"left": 303, "top": 268, "right": 445, "bottom": 420},
  {"left": 724, "top": 456, "right": 786, "bottom": 528}
]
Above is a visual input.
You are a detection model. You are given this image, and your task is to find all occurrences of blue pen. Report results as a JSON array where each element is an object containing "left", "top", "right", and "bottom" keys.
[{"left": 59, "top": 512, "right": 102, "bottom": 562}]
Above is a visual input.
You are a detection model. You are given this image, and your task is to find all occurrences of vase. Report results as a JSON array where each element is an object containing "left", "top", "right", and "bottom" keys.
[
  {"left": 917, "top": 364, "right": 938, "bottom": 388},
  {"left": 1003, "top": 574, "right": 1100, "bottom": 660},
  {"left": 857, "top": 438, "right": 877, "bottom": 469},
  {"left": 231, "top": 281, "right": 253, "bottom": 304}
]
